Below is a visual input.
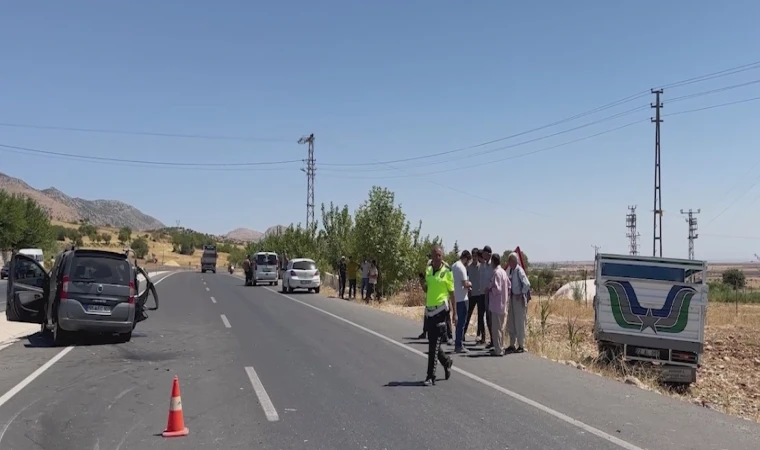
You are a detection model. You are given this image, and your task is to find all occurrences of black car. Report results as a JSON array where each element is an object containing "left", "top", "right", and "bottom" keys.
[{"left": 0, "top": 262, "right": 8, "bottom": 280}]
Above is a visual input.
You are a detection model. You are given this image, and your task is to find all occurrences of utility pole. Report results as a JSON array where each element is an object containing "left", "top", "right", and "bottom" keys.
[
  {"left": 626, "top": 205, "right": 640, "bottom": 256},
  {"left": 652, "top": 89, "right": 664, "bottom": 258},
  {"left": 680, "top": 209, "right": 700, "bottom": 260},
  {"left": 298, "top": 133, "right": 316, "bottom": 230}
]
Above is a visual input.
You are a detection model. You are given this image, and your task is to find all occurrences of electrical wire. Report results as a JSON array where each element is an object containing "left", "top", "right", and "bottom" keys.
[
  {"left": 0, "top": 122, "right": 292, "bottom": 143},
  {"left": 0, "top": 143, "right": 303, "bottom": 167}
]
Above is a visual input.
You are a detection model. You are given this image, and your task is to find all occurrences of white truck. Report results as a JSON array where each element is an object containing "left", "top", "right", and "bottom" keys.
[{"left": 593, "top": 253, "right": 708, "bottom": 384}]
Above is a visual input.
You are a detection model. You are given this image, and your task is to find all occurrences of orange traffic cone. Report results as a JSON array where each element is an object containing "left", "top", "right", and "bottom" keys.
[{"left": 162, "top": 376, "right": 190, "bottom": 438}]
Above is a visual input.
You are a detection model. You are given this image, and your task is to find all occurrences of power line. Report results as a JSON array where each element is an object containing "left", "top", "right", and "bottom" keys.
[
  {"left": 0, "top": 122, "right": 292, "bottom": 143},
  {"left": 680, "top": 209, "right": 701, "bottom": 260},
  {"left": 0, "top": 143, "right": 303, "bottom": 167}
]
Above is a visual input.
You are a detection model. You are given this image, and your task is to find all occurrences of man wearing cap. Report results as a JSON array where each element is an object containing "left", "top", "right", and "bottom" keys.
[{"left": 420, "top": 244, "right": 454, "bottom": 385}]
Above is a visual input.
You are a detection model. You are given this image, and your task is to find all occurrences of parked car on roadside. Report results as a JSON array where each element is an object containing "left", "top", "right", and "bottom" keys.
[
  {"left": 0, "top": 262, "right": 8, "bottom": 280},
  {"left": 281, "top": 258, "right": 321, "bottom": 294},
  {"left": 5, "top": 248, "right": 138, "bottom": 345}
]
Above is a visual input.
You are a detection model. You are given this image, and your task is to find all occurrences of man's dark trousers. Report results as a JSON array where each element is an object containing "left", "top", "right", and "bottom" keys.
[
  {"left": 465, "top": 294, "right": 486, "bottom": 339},
  {"left": 339, "top": 275, "right": 347, "bottom": 298},
  {"left": 425, "top": 310, "right": 451, "bottom": 380},
  {"left": 348, "top": 278, "right": 357, "bottom": 298},
  {"left": 485, "top": 293, "right": 494, "bottom": 344}
]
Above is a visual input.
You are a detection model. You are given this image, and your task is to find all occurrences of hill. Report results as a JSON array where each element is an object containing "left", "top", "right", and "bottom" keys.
[
  {"left": 224, "top": 225, "right": 287, "bottom": 242},
  {"left": 0, "top": 171, "right": 165, "bottom": 231},
  {"left": 225, "top": 228, "right": 264, "bottom": 242}
]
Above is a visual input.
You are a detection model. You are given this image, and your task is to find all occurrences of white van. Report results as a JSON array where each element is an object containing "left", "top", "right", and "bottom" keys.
[
  {"left": 252, "top": 252, "right": 279, "bottom": 286},
  {"left": 18, "top": 248, "right": 44, "bottom": 263}
]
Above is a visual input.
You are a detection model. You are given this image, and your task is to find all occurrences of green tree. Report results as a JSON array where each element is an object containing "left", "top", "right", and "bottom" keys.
[
  {"left": 320, "top": 202, "right": 354, "bottom": 269},
  {"left": 78, "top": 223, "right": 98, "bottom": 240},
  {"left": 131, "top": 237, "right": 150, "bottom": 259},
  {"left": 722, "top": 268, "right": 746, "bottom": 290},
  {"left": 445, "top": 241, "right": 460, "bottom": 265},
  {"left": 503, "top": 248, "right": 530, "bottom": 270},
  {"left": 0, "top": 192, "right": 53, "bottom": 251},
  {"left": 102, "top": 233, "right": 112, "bottom": 245},
  {"left": 118, "top": 227, "right": 132, "bottom": 245},
  {"left": 353, "top": 186, "right": 418, "bottom": 295}
]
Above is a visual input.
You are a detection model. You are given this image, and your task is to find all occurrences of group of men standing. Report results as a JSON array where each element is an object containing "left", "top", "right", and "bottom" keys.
[
  {"left": 337, "top": 256, "right": 378, "bottom": 301},
  {"left": 420, "top": 244, "right": 531, "bottom": 384}
]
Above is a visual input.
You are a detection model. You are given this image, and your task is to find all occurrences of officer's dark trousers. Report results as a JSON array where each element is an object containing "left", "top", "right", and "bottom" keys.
[
  {"left": 245, "top": 270, "right": 252, "bottom": 285},
  {"left": 425, "top": 310, "right": 451, "bottom": 380}
]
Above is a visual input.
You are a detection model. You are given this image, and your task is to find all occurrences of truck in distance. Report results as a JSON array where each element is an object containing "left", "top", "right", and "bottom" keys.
[
  {"left": 200, "top": 244, "right": 218, "bottom": 274},
  {"left": 593, "top": 253, "right": 708, "bottom": 385}
]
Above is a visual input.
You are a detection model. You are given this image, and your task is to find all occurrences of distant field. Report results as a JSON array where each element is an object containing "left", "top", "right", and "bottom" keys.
[{"left": 51, "top": 220, "right": 236, "bottom": 269}]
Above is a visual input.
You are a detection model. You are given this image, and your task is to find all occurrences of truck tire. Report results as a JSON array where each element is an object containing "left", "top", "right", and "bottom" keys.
[{"left": 202, "top": 269, "right": 206, "bottom": 274}]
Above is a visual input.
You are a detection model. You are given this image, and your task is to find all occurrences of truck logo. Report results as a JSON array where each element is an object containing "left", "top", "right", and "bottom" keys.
[{"left": 604, "top": 280, "right": 695, "bottom": 334}]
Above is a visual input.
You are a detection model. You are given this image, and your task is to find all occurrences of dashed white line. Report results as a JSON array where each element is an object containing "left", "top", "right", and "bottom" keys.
[
  {"left": 220, "top": 314, "right": 231, "bottom": 328},
  {"left": 210, "top": 296, "right": 217, "bottom": 304},
  {"left": 265, "top": 287, "right": 643, "bottom": 450},
  {"left": 205, "top": 287, "right": 210, "bottom": 292},
  {"left": 245, "top": 366, "right": 280, "bottom": 422}
]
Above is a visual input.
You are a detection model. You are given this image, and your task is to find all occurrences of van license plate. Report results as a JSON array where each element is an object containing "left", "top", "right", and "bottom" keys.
[
  {"left": 300, "top": 280, "right": 311, "bottom": 285},
  {"left": 635, "top": 348, "right": 659, "bottom": 358},
  {"left": 87, "top": 305, "right": 111, "bottom": 314}
]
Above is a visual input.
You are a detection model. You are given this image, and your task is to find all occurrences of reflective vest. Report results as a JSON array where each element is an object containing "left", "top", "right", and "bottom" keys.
[{"left": 425, "top": 263, "right": 453, "bottom": 313}]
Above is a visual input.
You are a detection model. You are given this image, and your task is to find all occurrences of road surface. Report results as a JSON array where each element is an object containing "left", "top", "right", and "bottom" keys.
[{"left": 0, "top": 271, "right": 758, "bottom": 449}]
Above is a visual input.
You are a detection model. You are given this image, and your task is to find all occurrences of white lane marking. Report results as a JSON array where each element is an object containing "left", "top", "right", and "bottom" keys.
[
  {"left": 265, "top": 287, "right": 643, "bottom": 450},
  {"left": 245, "top": 366, "right": 280, "bottom": 422},
  {"left": 210, "top": 296, "right": 217, "bottom": 304},
  {"left": 203, "top": 281, "right": 207, "bottom": 285},
  {"left": 0, "top": 346, "right": 75, "bottom": 409},
  {"left": 220, "top": 314, "right": 231, "bottom": 328},
  {"left": 206, "top": 287, "right": 210, "bottom": 292}
]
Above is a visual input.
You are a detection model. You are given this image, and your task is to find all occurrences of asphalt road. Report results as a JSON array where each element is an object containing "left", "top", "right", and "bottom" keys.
[{"left": 0, "top": 271, "right": 758, "bottom": 449}]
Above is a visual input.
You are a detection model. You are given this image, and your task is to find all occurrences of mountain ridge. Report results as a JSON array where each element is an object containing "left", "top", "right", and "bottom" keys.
[{"left": 0, "top": 171, "right": 165, "bottom": 231}]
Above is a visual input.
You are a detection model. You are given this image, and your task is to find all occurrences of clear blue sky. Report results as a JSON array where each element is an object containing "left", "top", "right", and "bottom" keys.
[{"left": 2, "top": 1, "right": 759, "bottom": 262}]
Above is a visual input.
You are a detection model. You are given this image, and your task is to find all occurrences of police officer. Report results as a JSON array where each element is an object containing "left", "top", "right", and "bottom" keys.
[{"left": 420, "top": 245, "right": 454, "bottom": 385}]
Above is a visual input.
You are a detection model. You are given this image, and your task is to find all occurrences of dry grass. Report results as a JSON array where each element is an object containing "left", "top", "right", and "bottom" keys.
[
  {"left": 321, "top": 282, "right": 760, "bottom": 423},
  {"left": 51, "top": 220, "right": 232, "bottom": 269}
]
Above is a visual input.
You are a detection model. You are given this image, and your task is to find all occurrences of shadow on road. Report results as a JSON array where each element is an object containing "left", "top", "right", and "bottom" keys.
[
  {"left": 23, "top": 331, "right": 147, "bottom": 348},
  {"left": 384, "top": 381, "right": 427, "bottom": 387}
]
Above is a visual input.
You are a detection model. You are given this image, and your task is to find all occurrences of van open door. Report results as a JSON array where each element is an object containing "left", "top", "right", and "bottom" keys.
[{"left": 5, "top": 254, "right": 48, "bottom": 324}]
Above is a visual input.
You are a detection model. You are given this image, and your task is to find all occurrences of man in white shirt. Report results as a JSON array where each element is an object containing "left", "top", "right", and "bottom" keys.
[{"left": 452, "top": 250, "right": 472, "bottom": 353}]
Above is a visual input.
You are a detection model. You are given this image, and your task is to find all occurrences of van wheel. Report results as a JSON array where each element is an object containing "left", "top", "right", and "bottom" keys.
[
  {"left": 212, "top": 270, "right": 216, "bottom": 274},
  {"left": 202, "top": 269, "right": 206, "bottom": 274},
  {"left": 253, "top": 280, "right": 257, "bottom": 286},
  {"left": 315, "top": 287, "right": 321, "bottom": 294},
  {"left": 52, "top": 320, "right": 70, "bottom": 347}
]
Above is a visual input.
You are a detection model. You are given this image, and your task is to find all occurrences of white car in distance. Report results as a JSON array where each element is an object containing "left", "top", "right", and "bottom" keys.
[{"left": 282, "top": 258, "right": 321, "bottom": 294}]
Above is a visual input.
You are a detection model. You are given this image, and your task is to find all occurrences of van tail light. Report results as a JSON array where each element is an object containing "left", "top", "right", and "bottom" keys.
[
  {"left": 129, "top": 280, "right": 136, "bottom": 304},
  {"left": 60, "top": 275, "right": 70, "bottom": 302},
  {"left": 314, "top": 270, "right": 320, "bottom": 277},
  {"left": 290, "top": 270, "right": 297, "bottom": 277}
]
